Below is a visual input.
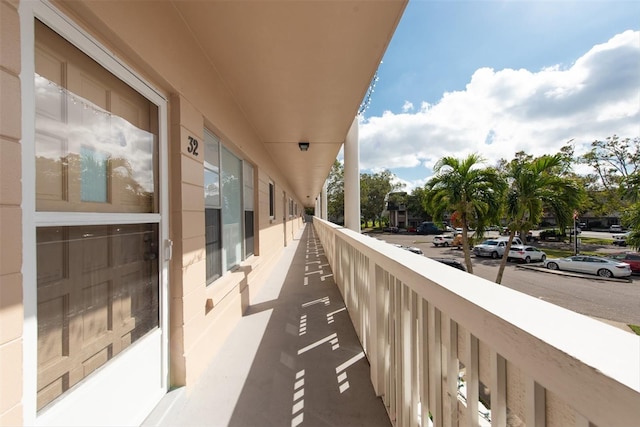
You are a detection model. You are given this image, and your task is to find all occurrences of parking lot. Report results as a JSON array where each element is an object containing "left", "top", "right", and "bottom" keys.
[{"left": 369, "top": 231, "right": 640, "bottom": 330}]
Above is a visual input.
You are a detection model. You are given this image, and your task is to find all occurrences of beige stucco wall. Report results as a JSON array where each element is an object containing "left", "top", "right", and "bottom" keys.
[
  {"left": 166, "top": 93, "right": 304, "bottom": 387},
  {"left": 0, "top": 1, "right": 23, "bottom": 425}
]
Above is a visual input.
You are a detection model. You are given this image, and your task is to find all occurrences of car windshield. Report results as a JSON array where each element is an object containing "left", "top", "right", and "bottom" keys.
[{"left": 482, "top": 240, "right": 498, "bottom": 246}]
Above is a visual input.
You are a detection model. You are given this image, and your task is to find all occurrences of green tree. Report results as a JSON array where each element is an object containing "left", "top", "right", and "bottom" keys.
[
  {"left": 579, "top": 135, "right": 640, "bottom": 215},
  {"left": 326, "top": 160, "right": 344, "bottom": 224},
  {"left": 407, "top": 187, "right": 430, "bottom": 222},
  {"left": 620, "top": 171, "right": 640, "bottom": 249},
  {"left": 495, "top": 154, "right": 583, "bottom": 284},
  {"left": 425, "top": 154, "right": 506, "bottom": 273},
  {"left": 581, "top": 135, "right": 640, "bottom": 189},
  {"left": 361, "top": 170, "right": 402, "bottom": 228}
]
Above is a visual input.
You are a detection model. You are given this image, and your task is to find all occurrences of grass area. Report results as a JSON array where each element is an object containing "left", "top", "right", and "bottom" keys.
[
  {"left": 578, "top": 237, "right": 615, "bottom": 245},
  {"left": 628, "top": 324, "right": 640, "bottom": 336},
  {"left": 540, "top": 247, "right": 600, "bottom": 258}
]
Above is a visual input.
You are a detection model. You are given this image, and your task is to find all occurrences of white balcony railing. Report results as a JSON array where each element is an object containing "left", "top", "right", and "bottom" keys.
[{"left": 314, "top": 218, "right": 640, "bottom": 427}]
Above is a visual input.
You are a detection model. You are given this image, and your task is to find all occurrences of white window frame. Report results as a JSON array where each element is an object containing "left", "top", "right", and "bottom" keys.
[{"left": 20, "top": 2, "right": 170, "bottom": 424}]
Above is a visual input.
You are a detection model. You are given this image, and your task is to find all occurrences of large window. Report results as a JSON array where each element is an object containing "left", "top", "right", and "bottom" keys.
[
  {"left": 34, "top": 20, "right": 160, "bottom": 411},
  {"left": 204, "top": 130, "right": 254, "bottom": 284}
]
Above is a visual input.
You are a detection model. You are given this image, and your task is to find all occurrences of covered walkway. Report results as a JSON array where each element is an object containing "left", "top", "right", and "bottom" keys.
[{"left": 144, "top": 224, "right": 390, "bottom": 426}]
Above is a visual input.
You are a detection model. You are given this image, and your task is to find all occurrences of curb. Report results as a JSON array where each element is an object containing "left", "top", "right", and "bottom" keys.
[{"left": 515, "top": 264, "right": 632, "bottom": 283}]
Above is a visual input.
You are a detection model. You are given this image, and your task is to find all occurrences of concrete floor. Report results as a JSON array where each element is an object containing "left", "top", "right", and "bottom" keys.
[{"left": 143, "top": 224, "right": 391, "bottom": 427}]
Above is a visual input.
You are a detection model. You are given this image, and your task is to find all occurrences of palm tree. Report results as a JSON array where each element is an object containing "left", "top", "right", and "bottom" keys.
[
  {"left": 495, "top": 154, "right": 583, "bottom": 284},
  {"left": 425, "top": 154, "right": 506, "bottom": 273}
]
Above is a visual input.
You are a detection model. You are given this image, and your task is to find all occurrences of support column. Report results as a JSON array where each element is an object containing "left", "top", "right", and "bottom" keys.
[
  {"left": 344, "top": 117, "right": 360, "bottom": 232},
  {"left": 321, "top": 181, "right": 328, "bottom": 220}
]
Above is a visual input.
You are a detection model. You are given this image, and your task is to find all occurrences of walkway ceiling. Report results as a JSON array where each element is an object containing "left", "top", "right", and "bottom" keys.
[
  {"left": 59, "top": 0, "right": 408, "bottom": 207},
  {"left": 174, "top": 1, "right": 407, "bottom": 207}
]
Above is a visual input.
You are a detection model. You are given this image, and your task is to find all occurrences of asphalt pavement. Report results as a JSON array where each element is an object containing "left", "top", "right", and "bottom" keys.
[{"left": 373, "top": 231, "right": 639, "bottom": 333}]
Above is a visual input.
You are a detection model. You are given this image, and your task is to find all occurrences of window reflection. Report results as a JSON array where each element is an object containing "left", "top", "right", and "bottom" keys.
[
  {"left": 36, "top": 224, "right": 159, "bottom": 410},
  {"left": 34, "top": 74, "right": 157, "bottom": 213}
]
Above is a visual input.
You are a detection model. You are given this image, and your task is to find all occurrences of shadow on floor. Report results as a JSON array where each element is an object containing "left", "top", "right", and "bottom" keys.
[{"left": 146, "top": 224, "right": 390, "bottom": 427}]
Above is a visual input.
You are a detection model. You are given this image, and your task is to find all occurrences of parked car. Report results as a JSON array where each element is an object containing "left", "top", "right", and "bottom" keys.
[
  {"left": 405, "top": 246, "right": 423, "bottom": 255},
  {"left": 607, "top": 252, "right": 640, "bottom": 273},
  {"left": 451, "top": 233, "right": 465, "bottom": 249},
  {"left": 507, "top": 245, "right": 547, "bottom": 263},
  {"left": 473, "top": 237, "right": 523, "bottom": 259},
  {"left": 432, "top": 234, "right": 454, "bottom": 247},
  {"left": 609, "top": 224, "right": 623, "bottom": 233},
  {"left": 612, "top": 232, "right": 630, "bottom": 246},
  {"left": 543, "top": 255, "right": 631, "bottom": 278},
  {"left": 392, "top": 244, "right": 424, "bottom": 255},
  {"left": 416, "top": 221, "right": 442, "bottom": 235},
  {"left": 431, "top": 257, "right": 466, "bottom": 271}
]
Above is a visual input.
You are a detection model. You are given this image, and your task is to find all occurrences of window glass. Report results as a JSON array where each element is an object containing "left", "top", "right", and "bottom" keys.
[
  {"left": 204, "top": 130, "right": 220, "bottom": 208},
  {"left": 205, "top": 209, "right": 222, "bottom": 283},
  {"left": 243, "top": 162, "right": 253, "bottom": 210},
  {"left": 244, "top": 211, "right": 254, "bottom": 258},
  {"left": 204, "top": 131, "right": 221, "bottom": 282},
  {"left": 269, "top": 182, "right": 275, "bottom": 218},
  {"left": 222, "top": 147, "right": 242, "bottom": 269},
  {"left": 36, "top": 224, "right": 159, "bottom": 410},
  {"left": 243, "top": 162, "right": 254, "bottom": 257},
  {"left": 35, "top": 21, "right": 157, "bottom": 213}
]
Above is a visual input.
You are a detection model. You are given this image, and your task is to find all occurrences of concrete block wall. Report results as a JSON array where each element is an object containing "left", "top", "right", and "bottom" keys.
[{"left": 0, "top": 1, "right": 24, "bottom": 425}]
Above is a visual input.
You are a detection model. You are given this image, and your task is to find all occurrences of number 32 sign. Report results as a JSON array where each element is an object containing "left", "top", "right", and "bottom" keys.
[{"left": 187, "top": 136, "right": 199, "bottom": 156}]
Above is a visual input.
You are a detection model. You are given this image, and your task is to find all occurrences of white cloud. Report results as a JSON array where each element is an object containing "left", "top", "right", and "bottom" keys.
[
  {"left": 401, "top": 100, "right": 414, "bottom": 112},
  {"left": 359, "top": 30, "right": 640, "bottom": 192}
]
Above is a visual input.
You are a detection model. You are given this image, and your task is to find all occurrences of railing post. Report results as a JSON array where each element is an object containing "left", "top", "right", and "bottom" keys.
[
  {"left": 394, "top": 280, "right": 404, "bottom": 426},
  {"left": 419, "top": 299, "right": 430, "bottom": 427},
  {"left": 428, "top": 304, "right": 443, "bottom": 427},
  {"left": 401, "top": 283, "right": 412, "bottom": 425},
  {"left": 490, "top": 351, "right": 506, "bottom": 426},
  {"left": 410, "top": 291, "right": 419, "bottom": 426},
  {"left": 442, "top": 315, "right": 458, "bottom": 426},
  {"left": 464, "top": 331, "right": 480, "bottom": 427},
  {"left": 525, "top": 377, "right": 545, "bottom": 427},
  {"left": 369, "top": 262, "right": 382, "bottom": 395}
]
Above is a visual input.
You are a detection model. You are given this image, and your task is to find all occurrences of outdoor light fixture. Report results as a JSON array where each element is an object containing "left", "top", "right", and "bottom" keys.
[{"left": 298, "top": 142, "right": 310, "bottom": 151}]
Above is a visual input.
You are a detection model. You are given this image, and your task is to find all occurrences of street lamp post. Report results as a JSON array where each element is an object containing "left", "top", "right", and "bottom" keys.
[{"left": 573, "top": 211, "right": 579, "bottom": 255}]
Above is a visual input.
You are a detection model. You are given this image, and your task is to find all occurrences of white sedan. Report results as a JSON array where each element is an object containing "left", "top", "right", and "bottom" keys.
[
  {"left": 507, "top": 245, "right": 546, "bottom": 263},
  {"left": 543, "top": 255, "right": 631, "bottom": 278}
]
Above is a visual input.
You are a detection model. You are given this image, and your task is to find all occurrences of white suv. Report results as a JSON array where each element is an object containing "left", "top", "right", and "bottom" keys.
[
  {"left": 507, "top": 245, "right": 547, "bottom": 263},
  {"left": 610, "top": 224, "right": 623, "bottom": 233},
  {"left": 432, "top": 234, "right": 454, "bottom": 247},
  {"left": 473, "top": 237, "right": 523, "bottom": 259}
]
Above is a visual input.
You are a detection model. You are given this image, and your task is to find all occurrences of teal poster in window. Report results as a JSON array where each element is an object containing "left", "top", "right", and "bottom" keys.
[{"left": 81, "top": 146, "right": 108, "bottom": 202}]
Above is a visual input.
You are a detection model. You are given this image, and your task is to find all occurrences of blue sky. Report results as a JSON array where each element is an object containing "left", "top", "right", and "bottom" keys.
[{"left": 356, "top": 0, "right": 640, "bottom": 192}]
